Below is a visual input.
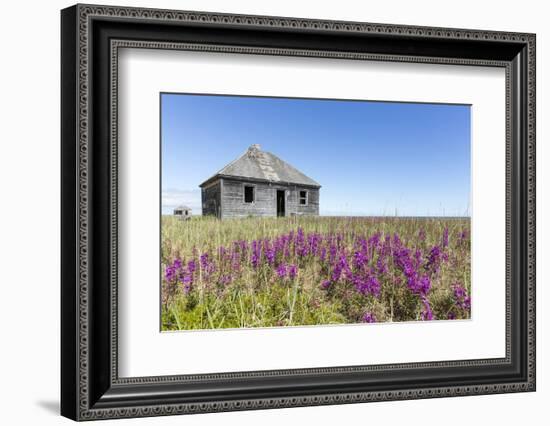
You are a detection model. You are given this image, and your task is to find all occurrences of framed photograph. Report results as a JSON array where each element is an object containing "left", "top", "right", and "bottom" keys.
[{"left": 61, "top": 4, "right": 536, "bottom": 421}]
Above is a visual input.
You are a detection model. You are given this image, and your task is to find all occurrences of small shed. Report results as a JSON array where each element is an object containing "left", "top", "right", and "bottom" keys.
[
  {"left": 199, "top": 144, "right": 321, "bottom": 219},
  {"left": 173, "top": 205, "right": 192, "bottom": 220}
]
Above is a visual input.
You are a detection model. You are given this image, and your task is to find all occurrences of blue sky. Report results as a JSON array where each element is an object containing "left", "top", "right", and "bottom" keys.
[{"left": 161, "top": 93, "right": 471, "bottom": 217}]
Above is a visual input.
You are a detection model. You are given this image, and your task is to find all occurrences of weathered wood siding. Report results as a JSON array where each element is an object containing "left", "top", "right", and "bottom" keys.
[
  {"left": 221, "top": 179, "right": 275, "bottom": 219},
  {"left": 287, "top": 185, "right": 320, "bottom": 216},
  {"left": 220, "top": 178, "right": 319, "bottom": 219},
  {"left": 201, "top": 180, "right": 221, "bottom": 218}
]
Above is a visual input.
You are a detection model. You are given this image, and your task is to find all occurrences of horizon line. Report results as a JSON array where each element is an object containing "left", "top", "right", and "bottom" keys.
[{"left": 160, "top": 213, "right": 471, "bottom": 219}]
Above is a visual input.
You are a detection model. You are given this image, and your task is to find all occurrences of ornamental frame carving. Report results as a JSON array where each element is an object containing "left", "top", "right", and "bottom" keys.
[{"left": 61, "top": 4, "right": 535, "bottom": 421}]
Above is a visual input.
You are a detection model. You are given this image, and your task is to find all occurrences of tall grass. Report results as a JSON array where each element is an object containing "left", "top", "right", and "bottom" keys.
[{"left": 161, "top": 215, "right": 471, "bottom": 331}]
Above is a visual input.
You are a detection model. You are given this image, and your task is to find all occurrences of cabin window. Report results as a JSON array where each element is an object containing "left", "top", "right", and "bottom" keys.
[
  {"left": 299, "top": 190, "right": 308, "bottom": 205},
  {"left": 244, "top": 185, "right": 255, "bottom": 203}
]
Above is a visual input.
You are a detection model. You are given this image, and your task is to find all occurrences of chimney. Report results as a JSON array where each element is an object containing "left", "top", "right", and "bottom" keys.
[{"left": 247, "top": 144, "right": 261, "bottom": 157}]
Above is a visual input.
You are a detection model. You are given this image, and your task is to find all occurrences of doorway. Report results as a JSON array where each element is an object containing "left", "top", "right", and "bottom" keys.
[{"left": 276, "top": 190, "right": 285, "bottom": 217}]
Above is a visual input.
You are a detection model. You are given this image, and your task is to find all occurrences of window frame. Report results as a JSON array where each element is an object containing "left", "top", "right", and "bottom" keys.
[
  {"left": 244, "top": 184, "right": 255, "bottom": 204},
  {"left": 299, "top": 190, "right": 308, "bottom": 206}
]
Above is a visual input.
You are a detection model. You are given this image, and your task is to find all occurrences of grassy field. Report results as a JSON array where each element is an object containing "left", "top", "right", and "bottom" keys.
[{"left": 161, "top": 215, "right": 471, "bottom": 331}]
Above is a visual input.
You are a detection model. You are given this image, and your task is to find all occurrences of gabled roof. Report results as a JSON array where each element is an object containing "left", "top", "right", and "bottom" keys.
[
  {"left": 174, "top": 205, "right": 192, "bottom": 211},
  {"left": 199, "top": 144, "right": 321, "bottom": 188}
]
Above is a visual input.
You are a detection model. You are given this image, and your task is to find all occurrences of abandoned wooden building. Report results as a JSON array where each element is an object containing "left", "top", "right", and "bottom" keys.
[
  {"left": 199, "top": 144, "right": 321, "bottom": 219},
  {"left": 173, "top": 205, "right": 192, "bottom": 220}
]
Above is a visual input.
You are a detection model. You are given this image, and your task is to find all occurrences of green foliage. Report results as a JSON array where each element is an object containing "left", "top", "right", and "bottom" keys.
[{"left": 161, "top": 215, "right": 470, "bottom": 330}]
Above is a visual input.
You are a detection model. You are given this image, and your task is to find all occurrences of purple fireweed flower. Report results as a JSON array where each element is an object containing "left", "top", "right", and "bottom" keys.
[
  {"left": 417, "top": 275, "right": 431, "bottom": 295},
  {"left": 452, "top": 283, "right": 471, "bottom": 310},
  {"left": 233, "top": 240, "right": 248, "bottom": 254},
  {"left": 263, "top": 240, "right": 276, "bottom": 265},
  {"left": 414, "top": 249, "right": 423, "bottom": 268},
  {"left": 329, "top": 244, "right": 338, "bottom": 264},
  {"left": 165, "top": 257, "right": 186, "bottom": 282},
  {"left": 319, "top": 247, "right": 327, "bottom": 262},
  {"left": 418, "top": 228, "right": 426, "bottom": 242},
  {"left": 425, "top": 245, "right": 447, "bottom": 274},
  {"left": 199, "top": 252, "right": 216, "bottom": 276},
  {"left": 273, "top": 236, "right": 287, "bottom": 259},
  {"left": 321, "top": 280, "right": 331, "bottom": 289},
  {"left": 231, "top": 251, "right": 241, "bottom": 272},
  {"left": 393, "top": 233, "right": 402, "bottom": 248},
  {"left": 288, "top": 264, "right": 298, "bottom": 279},
  {"left": 448, "top": 312, "right": 456, "bottom": 320},
  {"left": 297, "top": 247, "right": 309, "bottom": 257},
  {"left": 367, "top": 276, "right": 381, "bottom": 297},
  {"left": 181, "top": 273, "right": 192, "bottom": 293},
  {"left": 219, "top": 275, "right": 232, "bottom": 286},
  {"left": 368, "top": 232, "right": 381, "bottom": 251},
  {"left": 406, "top": 275, "right": 416, "bottom": 293},
  {"left": 453, "top": 283, "right": 467, "bottom": 299},
  {"left": 354, "top": 237, "right": 368, "bottom": 258},
  {"left": 284, "top": 247, "right": 291, "bottom": 258},
  {"left": 308, "top": 233, "right": 321, "bottom": 256},
  {"left": 353, "top": 274, "right": 380, "bottom": 297},
  {"left": 352, "top": 274, "right": 363, "bottom": 293},
  {"left": 251, "top": 240, "right": 261, "bottom": 268},
  {"left": 381, "top": 234, "right": 391, "bottom": 257},
  {"left": 376, "top": 256, "right": 388, "bottom": 275},
  {"left": 363, "top": 312, "right": 377, "bottom": 323},
  {"left": 405, "top": 273, "right": 431, "bottom": 296},
  {"left": 295, "top": 228, "right": 305, "bottom": 249},
  {"left": 187, "top": 259, "right": 196, "bottom": 275},
  {"left": 394, "top": 247, "right": 416, "bottom": 279},
  {"left": 276, "top": 263, "right": 287, "bottom": 279},
  {"left": 353, "top": 250, "right": 368, "bottom": 270},
  {"left": 442, "top": 227, "right": 449, "bottom": 248},
  {"left": 331, "top": 254, "right": 349, "bottom": 282},
  {"left": 420, "top": 297, "right": 434, "bottom": 321},
  {"left": 165, "top": 265, "right": 176, "bottom": 282},
  {"left": 288, "top": 230, "right": 295, "bottom": 245},
  {"left": 200, "top": 253, "right": 209, "bottom": 270}
]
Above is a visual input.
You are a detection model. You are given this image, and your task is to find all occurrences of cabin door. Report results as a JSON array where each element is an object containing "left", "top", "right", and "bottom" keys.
[{"left": 276, "top": 190, "right": 285, "bottom": 217}]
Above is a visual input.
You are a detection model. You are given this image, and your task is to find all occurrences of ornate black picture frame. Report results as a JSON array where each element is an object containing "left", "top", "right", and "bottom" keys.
[{"left": 61, "top": 4, "right": 536, "bottom": 421}]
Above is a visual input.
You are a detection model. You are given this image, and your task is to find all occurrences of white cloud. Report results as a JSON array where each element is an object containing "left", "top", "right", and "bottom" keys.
[{"left": 162, "top": 188, "right": 201, "bottom": 215}]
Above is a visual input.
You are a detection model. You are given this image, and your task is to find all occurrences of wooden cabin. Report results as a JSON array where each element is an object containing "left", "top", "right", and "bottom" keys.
[
  {"left": 173, "top": 205, "right": 192, "bottom": 220},
  {"left": 199, "top": 144, "right": 321, "bottom": 219}
]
